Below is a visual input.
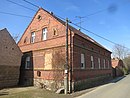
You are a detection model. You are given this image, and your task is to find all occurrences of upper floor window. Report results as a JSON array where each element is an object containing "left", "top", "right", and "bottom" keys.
[
  {"left": 81, "top": 53, "right": 85, "bottom": 69},
  {"left": 98, "top": 58, "right": 101, "bottom": 69},
  {"left": 31, "top": 32, "right": 35, "bottom": 43},
  {"left": 91, "top": 56, "right": 94, "bottom": 69},
  {"left": 25, "top": 56, "right": 31, "bottom": 69},
  {"left": 42, "top": 28, "right": 47, "bottom": 40}
]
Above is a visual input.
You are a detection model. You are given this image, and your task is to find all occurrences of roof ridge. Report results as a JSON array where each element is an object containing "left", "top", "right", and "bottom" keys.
[{"left": 40, "top": 8, "right": 110, "bottom": 52}]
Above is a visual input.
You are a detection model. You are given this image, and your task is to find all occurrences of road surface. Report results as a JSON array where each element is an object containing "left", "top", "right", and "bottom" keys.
[{"left": 76, "top": 75, "right": 130, "bottom": 98}]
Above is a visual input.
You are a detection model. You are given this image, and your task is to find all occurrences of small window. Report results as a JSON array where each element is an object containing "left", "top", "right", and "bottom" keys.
[
  {"left": 25, "top": 56, "right": 31, "bottom": 69},
  {"left": 24, "top": 37, "right": 27, "bottom": 43},
  {"left": 37, "top": 71, "right": 41, "bottom": 77},
  {"left": 91, "top": 56, "right": 94, "bottom": 69},
  {"left": 81, "top": 53, "right": 85, "bottom": 69},
  {"left": 37, "top": 15, "right": 42, "bottom": 20},
  {"left": 42, "top": 28, "right": 47, "bottom": 40},
  {"left": 53, "top": 28, "right": 57, "bottom": 36},
  {"left": 31, "top": 32, "right": 35, "bottom": 43}
]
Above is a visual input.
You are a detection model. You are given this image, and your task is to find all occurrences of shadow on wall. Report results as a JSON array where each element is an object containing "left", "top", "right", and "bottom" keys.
[{"left": 18, "top": 51, "right": 34, "bottom": 86}]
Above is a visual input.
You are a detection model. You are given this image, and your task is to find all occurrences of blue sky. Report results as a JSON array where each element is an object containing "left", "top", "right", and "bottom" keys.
[{"left": 0, "top": 0, "right": 130, "bottom": 51}]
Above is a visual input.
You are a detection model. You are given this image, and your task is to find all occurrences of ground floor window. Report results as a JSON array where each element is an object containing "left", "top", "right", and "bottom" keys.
[{"left": 81, "top": 53, "right": 85, "bottom": 69}]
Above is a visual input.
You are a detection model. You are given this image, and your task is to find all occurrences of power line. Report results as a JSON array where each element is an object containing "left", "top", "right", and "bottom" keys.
[
  {"left": 54, "top": 14, "right": 130, "bottom": 50},
  {"left": 0, "top": 11, "right": 32, "bottom": 18},
  {"left": 22, "top": 0, "right": 40, "bottom": 8},
  {"left": 70, "top": 22, "right": 130, "bottom": 50},
  {"left": 80, "top": 9, "right": 107, "bottom": 19},
  {"left": 3, "top": 0, "right": 130, "bottom": 50},
  {"left": 6, "top": 0, "right": 36, "bottom": 12}
]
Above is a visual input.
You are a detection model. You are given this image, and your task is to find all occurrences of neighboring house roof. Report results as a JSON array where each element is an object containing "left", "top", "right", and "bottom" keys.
[
  {"left": 18, "top": 8, "right": 111, "bottom": 53},
  {"left": 0, "top": 28, "right": 22, "bottom": 66},
  {"left": 111, "top": 58, "right": 124, "bottom": 68}
]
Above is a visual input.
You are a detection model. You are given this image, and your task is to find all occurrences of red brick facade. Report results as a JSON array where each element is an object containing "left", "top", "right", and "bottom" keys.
[{"left": 18, "top": 8, "right": 112, "bottom": 91}]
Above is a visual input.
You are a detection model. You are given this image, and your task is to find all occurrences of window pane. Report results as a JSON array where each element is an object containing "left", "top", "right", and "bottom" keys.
[
  {"left": 42, "top": 28, "right": 47, "bottom": 40},
  {"left": 31, "top": 32, "right": 35, "bottom": 43},
  {"left": 81, "top": 53, "right": 85, "bottom": 69},
  {"left": 25, "top": 56, "right": 30, "bottom": 69}
]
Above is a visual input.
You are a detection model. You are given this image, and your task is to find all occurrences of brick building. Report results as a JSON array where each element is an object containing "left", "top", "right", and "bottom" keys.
[
  {"left": 0, "top": 28, "right": 22, "bottom": 88},
  {"left": 18, "top": 8, "right": 112, "bottom": 92},
  {"left": 112, "top": 58, "right": 124, "bottom": 77}
]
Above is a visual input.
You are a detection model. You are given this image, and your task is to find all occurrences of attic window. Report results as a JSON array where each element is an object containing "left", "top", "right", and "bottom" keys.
[
  {"left": 53, "top": 28, "right": 57, "bottom": 36},
  {"left": 37, "top": 15, "right": 42, "bottom": 20},
  {"left": 24, "top": 37, "right": 27, "bottom": 43}
]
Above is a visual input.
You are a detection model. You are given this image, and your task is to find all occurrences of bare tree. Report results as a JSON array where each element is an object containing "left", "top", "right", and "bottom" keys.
[
  {"left": 51, "top": 49, "right": 65, "bottom": 91},
  {"left": 112, "top": 44, "right": 129, "bottom": 59},
  {"left": 123, "top": 55, "right": 130, "bottom": 72}
]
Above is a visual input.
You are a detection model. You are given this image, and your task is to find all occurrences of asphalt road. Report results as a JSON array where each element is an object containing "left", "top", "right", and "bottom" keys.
[{"left": 76, "top": 74, "right": 130, "bottom": 98}]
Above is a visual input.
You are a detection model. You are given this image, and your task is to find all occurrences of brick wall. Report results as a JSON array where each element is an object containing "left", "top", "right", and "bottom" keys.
[
  {"left": 72, "top": 34, "right": 112, "bottom": 80},
  {"left": 0, "top": 29, "right": 22, "bottom": 88},
  {"left": 18, "top": 8, "right": 112, "bottom": 91}
]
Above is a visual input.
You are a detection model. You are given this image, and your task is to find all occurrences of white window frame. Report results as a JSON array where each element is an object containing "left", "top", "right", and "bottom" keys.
[
  {"left": 81, "top": 53, "right": 85, "bottom": 69},
  {"left": 103, "top": 59, "right": 106, "bottom": 69},
  {"left": 25, "top": 56, "right": 30, "bottom": 69},
  {"left": 42, "top": 28, "right": 47, "bottom": 40},
  {"left": 31, "top": 32, "right": 35, "bottom": 43},
  {"left": 108, "top": 60, "right": 110, "bottom": 69},
  {"left": 98, "top": 58, "right": 101, "bottom": 69},
  {"left": 91, "top": 56, "right": 94, "bottom": 69}
]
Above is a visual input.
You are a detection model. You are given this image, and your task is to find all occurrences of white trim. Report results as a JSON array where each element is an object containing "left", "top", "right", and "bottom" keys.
[
  {"left": 42, "top": 28, "right": 47, "bottom": 40},
  {"left": 98, "top": 58, "right": 101, "bottom": 69},
  {"left": 31, "top": 32, "right": 35, "bottom": 43},
  {"left": 81, "top": 53, "right": 85, "bottom": 69},
  {"left": 103, "top": 59, "right": 106, "bottom": 69},
  {"left": 25, "top": 56, "right": 30, "bottom": 69},
  {"left": 91, "top": 56, "right": 94, "bottom": 69}
]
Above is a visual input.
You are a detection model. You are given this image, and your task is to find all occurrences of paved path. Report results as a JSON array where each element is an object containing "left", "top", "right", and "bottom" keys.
[{"left": 76, "top": 75, "right": 130, "bottom": 98}]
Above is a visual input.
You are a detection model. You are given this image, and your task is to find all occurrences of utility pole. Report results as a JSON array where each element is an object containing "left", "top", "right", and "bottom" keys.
[{"left": 64, "top": 18, "right": 69, "bottom": 94}]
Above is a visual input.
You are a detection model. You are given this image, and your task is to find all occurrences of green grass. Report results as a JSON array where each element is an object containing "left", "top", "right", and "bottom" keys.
[{"left": 0, "top": 88, "right": 73, "bottom": 98}]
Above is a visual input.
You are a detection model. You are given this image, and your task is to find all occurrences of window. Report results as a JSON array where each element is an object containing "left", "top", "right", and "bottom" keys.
[
  {"left": 44, "top": 53, "right": 52, "bottom": 69},
  {"left": 37, "top": 71, "right": 41, "bottom": 77},
  {"left": 42, "top": 28, "right": 47, "bottom": 40},
  {"left": 98, "top": 58, "right": 101, "bottom": 69},
  {"left": 108, "top": 60, "right": 110, "bottom": 69},
  {"left": 25, "top": 56, "right": 30, "bottom": 69},
  {"left": 31, "top": 32, "right": 35, "bottom": 43},
  {"left": 103, "top": 59, "right": 106, "bottom": 69},
  {"left": 81, "top": 53, "right": 85, "bottom": 69},
  {"left": 53, "top": 28, "right": 57, "bottom": 36},
  {"left": 24, "top": 37, "right": 27, "bottom": 43},
  {"left": 37, "top": 15, "right": 42, "bottom": 20},
  {"left": 91, "top": 56, "right": 94, "bottom": 69}
]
